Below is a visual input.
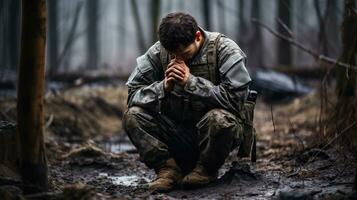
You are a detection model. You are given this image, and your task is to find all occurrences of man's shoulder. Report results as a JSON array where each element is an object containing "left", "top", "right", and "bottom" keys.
[
  {"left": 204, "top": 31, "right": 246, "bottom": 58},
  {"left": 217, "top": 35, "right": 246, "bottom": 60},
  {"left": 146, "top": 41, "right": 162, "bottom": 57}
]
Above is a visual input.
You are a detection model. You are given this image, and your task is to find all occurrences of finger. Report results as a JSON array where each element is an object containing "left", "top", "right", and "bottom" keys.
[
  {"left": 165, "top": 66, "right": 185, "bottom": 77},
  {"left": 168, "top": 72, "right": 184, "bottom": 80},
  {"left": 168, "top": 71, "right": 184, "bottom": 80},
  {"left": 167, "top": 77, "right": 176, "bottom": 82},
  {"left": 171, "top": 65, "right": 186, "bottom": 73},
  {"left": 169, "top": 67, "right": 185, "bottom": 77},
  {"left": 167, "top": 59, "right": 177, "bottom": 68}
]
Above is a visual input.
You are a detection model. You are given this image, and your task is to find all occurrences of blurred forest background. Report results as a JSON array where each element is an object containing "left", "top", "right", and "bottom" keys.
[
  {"left": 0, "top": 0, "right": 345, "bottom": 88},
  {"left": 0, "top": 0, "right": 357, "bottom": 198}
]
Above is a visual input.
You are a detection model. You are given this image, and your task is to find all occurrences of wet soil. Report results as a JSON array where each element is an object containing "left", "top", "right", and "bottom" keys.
[{"left": 0, "top": 85, "right": 355, "bottom": 199}]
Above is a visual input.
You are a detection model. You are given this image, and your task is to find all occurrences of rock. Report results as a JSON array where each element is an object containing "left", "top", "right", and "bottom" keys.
[
  {"left": 61, "top": 182, "right": 97, "bottom": 200},
  {"left": 278, "top": 189, "right": 321, "bottom": 200}
]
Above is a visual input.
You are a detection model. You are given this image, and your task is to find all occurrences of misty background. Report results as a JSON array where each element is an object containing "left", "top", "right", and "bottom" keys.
[{"left": 0, "top": 0, "right": 344, "bottom": 81}]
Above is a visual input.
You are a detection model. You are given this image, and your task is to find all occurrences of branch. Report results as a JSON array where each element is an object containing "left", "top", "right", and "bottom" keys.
[
  {"left": 251, "top": 18, "right": 357, "bottom": 70},
  {"left": 56, "top": 2, "right": 83, "bottom": 66},
  {"left": 276, "top": 18, "right": 294, "bottom": 38}
]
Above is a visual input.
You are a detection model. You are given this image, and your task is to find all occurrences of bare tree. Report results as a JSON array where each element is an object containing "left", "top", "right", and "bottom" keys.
[
  {"left": 86, "top": 0, "right": 100, "bottom": 69},
  {"left": 326, "top": 0, "right": 340, "bottom": 57},
  {"left": 151, "top": 0, "right": 161, "bottom": 43},
  {"left": 47, "top": 0, "right": 58, "bottom": 76},
  {"left": 8, "top": 0, "right": 21, "bottom": 72},
  {"left": 201, "top": 0, "right": 211, "bottom": 30},
  {"left": 277, "top": 0, "right": 292, "bottom": 66},
  {"left": 130, "top": 0, "right": 146, "bottom": 53},
  {"left": 217, "top": 0, "right": 226, "bottom": 34},
  {"left": 249, "top": 0, "right": 263, "bottom": 67},
  {"left": 57, "top": 2, "right": 83, "bottom": 72},
  {"left": 335, "top": 0, "right": 357, "bottom": 191},
  {"left": 313, "top": 0, "right": 329, "bottom": 55},
  {"left": 237, "top": 0, "right": 248, "bottom": 51},
  {"left": 332, "top": 0, "right": 357, "bottom": 151},
  {"left": 17, "top": 0, "right": 48, "bottom": 191},
  {"left": 118, "top": 0, "right": 126, "bottom": 60}
]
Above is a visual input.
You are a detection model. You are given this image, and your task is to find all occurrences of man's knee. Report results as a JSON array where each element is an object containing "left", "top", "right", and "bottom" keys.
[
  {"left": 123, "top": 106, "right": 146, "bottom": 131},
  {"left": 204, "top": 109, "right": 237, "bottom": 127},
  {"left": 197, "top": 109, "right": 239, "bottom": 137}
]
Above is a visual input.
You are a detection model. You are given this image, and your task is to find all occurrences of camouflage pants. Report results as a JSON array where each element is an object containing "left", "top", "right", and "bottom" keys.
[{"left": 123, "top": 106, "right": 243, "bottom": 174}]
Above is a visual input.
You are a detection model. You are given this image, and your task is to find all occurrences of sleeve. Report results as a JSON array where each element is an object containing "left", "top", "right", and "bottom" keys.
[
  {"left": 183, "top": 36, "right": 252, "bottom": 114},
  {"left": 126, "top": 42, "right": 165, "bottom": 113}
]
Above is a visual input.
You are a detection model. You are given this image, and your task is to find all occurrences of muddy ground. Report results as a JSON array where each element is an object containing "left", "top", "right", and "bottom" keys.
[{"left": 0, "top": 84, "right": 356, "bottom": 199}]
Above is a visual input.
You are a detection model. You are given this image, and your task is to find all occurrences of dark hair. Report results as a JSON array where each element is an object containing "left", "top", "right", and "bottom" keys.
[{"left": 158, "top": 12, "right": 199, "bottom": 52}]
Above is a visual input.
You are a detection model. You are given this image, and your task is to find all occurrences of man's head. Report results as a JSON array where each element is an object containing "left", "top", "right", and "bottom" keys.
[{"left": 158, "top": 12, "right": 203, "bottom": 61}]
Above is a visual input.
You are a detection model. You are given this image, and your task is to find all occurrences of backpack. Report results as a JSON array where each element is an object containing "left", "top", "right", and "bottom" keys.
[{"left": 160, "top": 33, "right": 257, "bottom": 163}]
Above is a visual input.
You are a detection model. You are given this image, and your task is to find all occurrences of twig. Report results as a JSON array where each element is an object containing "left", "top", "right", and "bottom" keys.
[
  {"left": 352, "top": 7, "right": 357, "bottom": 14},
  {"left": 306, "top": 121, "right": 357, "bottom": 166},
  {"left": 276, "top": 18, "right": 294, "bottom": 38},
  {"left": 251, "top": 18, "right": 357, "bottom": 70},
  {"left": 56, "top": 2, "right": 83, "bottom": 67},
  {"left": 45, "top": 114, "right": 54, "bottom": 128},
  {"left": 270, "top": 104, "right": 276, "bottom": 134},
  {"left": 288, "top": 117, "right": 305, "bottom": 151}
]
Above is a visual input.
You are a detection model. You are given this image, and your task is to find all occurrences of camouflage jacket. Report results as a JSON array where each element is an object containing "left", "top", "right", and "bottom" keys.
[{"left": 126, "top": 29, "right": 251, "bottom": 123}]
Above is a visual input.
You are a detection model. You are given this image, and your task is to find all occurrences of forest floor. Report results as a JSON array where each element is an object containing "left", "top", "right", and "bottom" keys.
[{"left": 0, "top": 84, "right": 356, "bottom": 200}]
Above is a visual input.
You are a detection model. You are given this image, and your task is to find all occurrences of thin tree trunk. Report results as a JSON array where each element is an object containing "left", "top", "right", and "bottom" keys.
[
  {"left": 151, "top": 0, "right": 161, "bottom": 43},
  {"left": 0, "top": 0, "right": 5, "bottom": 80},
  {"left": 118, "top": 0, "right": 126, "bottom": 60},
  {"left": 130, "top": 0, "right": 146, "bottom": 52},
  {"left": 17, "top": 0, "right": 48, "bottom": 192},
  {"left": 330, "top": 1, "right": 357, "bottom": 181},
  {"left": 86, "top": 0, "right": 99, "bottom": 69},
  {"left": 217, "top": 0, "right": 226, "bottom": 34},
  {"left": 202, "top": 0, "right": 211, "bottom": 30},
  {"left": 249, "top": 0, "right": 263, "bottom": 67},
  {"left": 47, "top": 0, "right": 58, "bottom": 76},
  {"left": 8, "top": 0, "right": 21, "bottom": 72},
  {"left": 313, "top": 0, "right": 329, "bottom": 55},
  {"left": 326, "top": 0, "right": 340, "bottom": 57},
  {"left": 277, "top": 0, "right": 292, "bottom": 66}
]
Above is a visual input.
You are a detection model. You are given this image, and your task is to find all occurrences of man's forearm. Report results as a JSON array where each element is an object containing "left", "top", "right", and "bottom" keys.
[
  {"left": 127, "top": 80, "right": 166, "bottom": 113},
  {"left": 183, "top": 74, "right": 248, "bottom": 114}
]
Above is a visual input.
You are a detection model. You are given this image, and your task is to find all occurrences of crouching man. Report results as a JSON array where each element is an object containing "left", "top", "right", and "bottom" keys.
[{"left": 123, "top": 12, "right": 252, "bottom": 192}]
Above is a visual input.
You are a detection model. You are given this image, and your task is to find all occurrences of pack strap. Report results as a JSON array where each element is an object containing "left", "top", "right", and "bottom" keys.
[{"left": 207, "top": 32, "right": 222, "bottom": 85}]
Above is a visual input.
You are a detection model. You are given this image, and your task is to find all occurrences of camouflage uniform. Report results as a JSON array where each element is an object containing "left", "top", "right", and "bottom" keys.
[{"left": 123, "top": 29, "right": 251, "bottom": 174}]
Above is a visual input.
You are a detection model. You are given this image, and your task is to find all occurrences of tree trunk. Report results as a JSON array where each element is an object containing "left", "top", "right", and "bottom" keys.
[
  {"left": 130, "top": 0, "right": 146, "bottom": 53},
  {"left": 8, "top": 0, "right": 21, "bottom": 71},
  {"left": 86, "top": 0, "right": 99, "bottom": 69},
  {"left": 334, "top": 0, "right": 357, "bottom": 138},
  {"left": 217, "top": 0, "right": 226, "bottom": 34},
  {"left": 277, "top": 0, "right": 292, "bottom": 66},
  {"left": 17, "top": 0, "right": 48, "bottom": 192},
  {"left": 313, "top": 0, "right": 329, "bottom": 55},
  {"left": 249, "top": 0, "right": 263, "bottom": 67},
  {"left": 151, "top": 0, "right": 161, "bottom": 43},
  {"left": 202, "top": 0, "right": 211, "bottom": 30},
  {"left": 326, "top": 0, "right": 340, "bottom": 57},
  {"left": 237, "top": 0, "right": 247, "bottom": 50},
  {"left": 330, "top": 1, "right": 357, "bottom": 188},
  {"left": 118, "top": 0, "right": 126, "bottom": 60},
  {"left": 47, "top": 0, "right": 58, "bottom": 76}
]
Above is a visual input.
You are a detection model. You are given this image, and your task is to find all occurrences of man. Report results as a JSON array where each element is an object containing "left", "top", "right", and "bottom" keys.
[{"left": 123, "top": 12, "right": 252, "bottom": 192}]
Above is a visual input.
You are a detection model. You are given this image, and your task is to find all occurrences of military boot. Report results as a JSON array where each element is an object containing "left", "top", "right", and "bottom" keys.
[
  {"left": 149, "top": 158, "right": 182, "bottom": 193},
  {"left": 181, "top": 164, "right": 218, "bottom": 188}
]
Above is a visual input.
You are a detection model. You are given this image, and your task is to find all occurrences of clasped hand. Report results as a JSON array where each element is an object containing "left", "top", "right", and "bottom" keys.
[{"left": 164, "top": 59, "right": 190, "bottom": 92}]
